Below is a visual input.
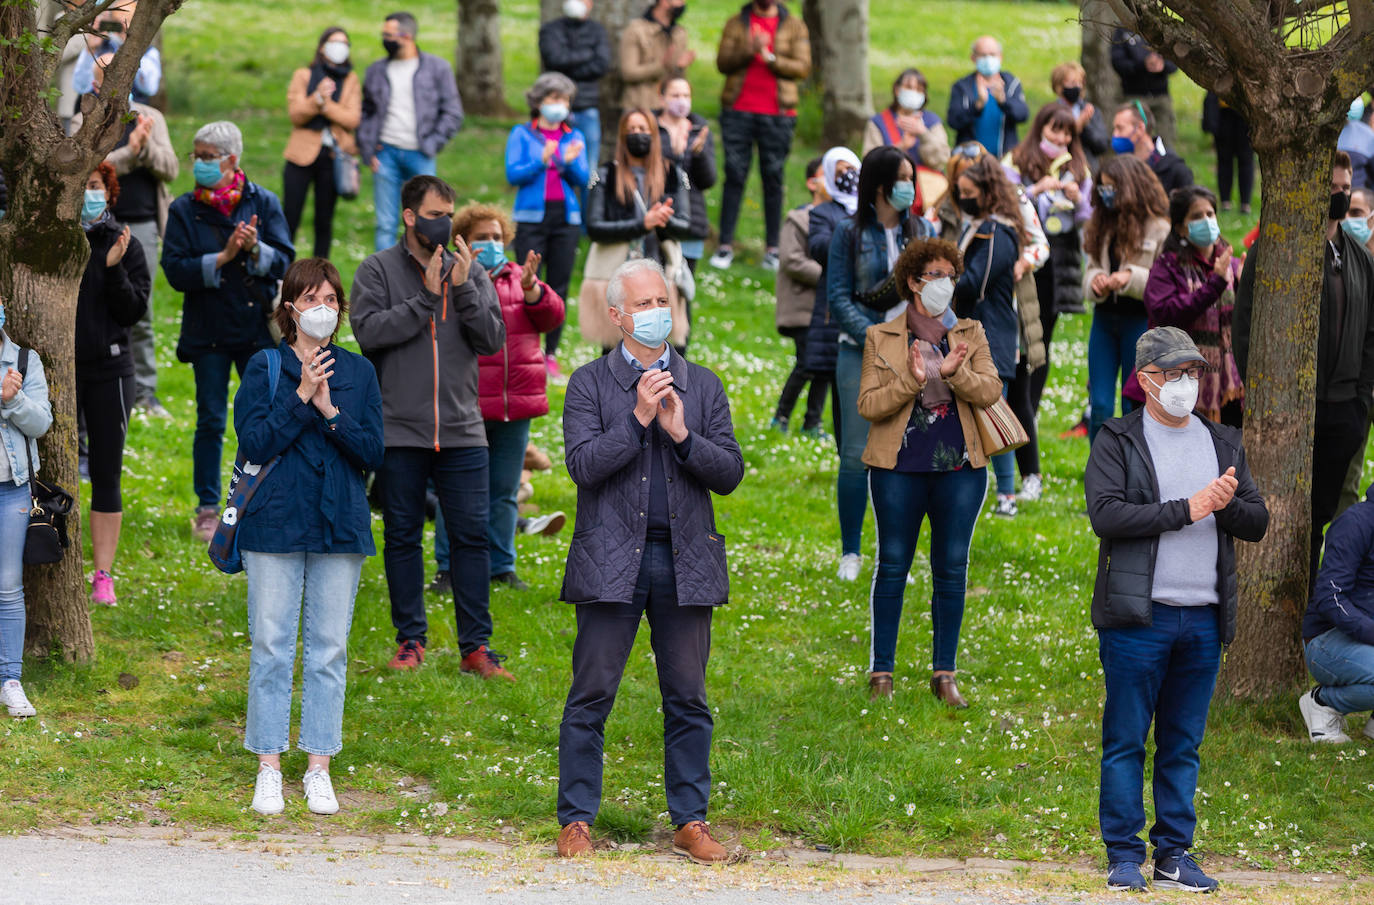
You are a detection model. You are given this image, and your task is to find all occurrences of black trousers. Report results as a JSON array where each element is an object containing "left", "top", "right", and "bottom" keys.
[
  {"left": 718, "top": 108, "right": 796, "bottom": 249},
  {"left": 1213, "top": 109, "right": 1254, "bottom": 206},
  {"left": 76, "top": 372, "right": 134, "bottom": 512},
  {"left": 774, "top": 326, "right": 829, "bottom": 430},
  {"left": 557, "top": 542, "right": 714, "bottom": 826},
  {"left": 282, "top": 148, "right": 339, "bottom": 260},
  {"left": 1028, "top": 262, "right": 1060, "bottom": 415},
  {"left": 514, "top": 201, "right": 581, "bottom": 357},
  {"left": 1312, "top": 399, "right": 1369, "bottom": 582},
  {"left": 1011, "top": 357, "right": 1041, "bottom": 478}
]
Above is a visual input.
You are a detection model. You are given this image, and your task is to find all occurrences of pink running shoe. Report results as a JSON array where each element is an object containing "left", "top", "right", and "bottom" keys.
[
  {"left": 90, "top": 570, "right": 117, "bottom": 606},
  {"left": 544, "top": 354, "right": 561, "bottom": 378}
]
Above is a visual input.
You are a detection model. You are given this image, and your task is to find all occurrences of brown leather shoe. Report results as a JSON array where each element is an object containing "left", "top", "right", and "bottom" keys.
[
  {"left": 673, "top": 820, "right": 728, "bottom": 864},
  {"left": 524, "top": 444, "right": 553, "bottom": 471},
  {"left": 931, "top": 673, "right": 968, "bottom": 708},
  {"left": 556, "top": 821, "right": 593, "bottom": 857},
  {"left": 868, "top": 672, "right": 893, "bottom": 699}
]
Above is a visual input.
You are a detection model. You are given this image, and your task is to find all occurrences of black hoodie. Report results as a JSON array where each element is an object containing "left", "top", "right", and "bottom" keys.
[{"left": 77, "top": 216, "right": 150, "bottom": 381}]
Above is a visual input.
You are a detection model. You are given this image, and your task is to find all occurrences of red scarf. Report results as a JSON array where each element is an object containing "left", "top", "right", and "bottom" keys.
[{"left": 194, "top": 169, "right": 246, "bottom": 218}]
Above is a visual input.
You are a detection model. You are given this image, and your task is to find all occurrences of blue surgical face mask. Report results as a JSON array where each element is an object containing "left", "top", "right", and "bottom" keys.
[
  {"left": 1186, "top": 216, "right": 1220, "bottom": 248},
  {"left": 473, "top": 239, "right": 507, "bottom": 272},
  {"left": 1097, "top": 184, "right": 1117, "bottom": 210},
  {"left": 889, "top": 180, "right": 916, "bottom": 211},
  {"left": 539, "top": 102, "right": 570, "bottom": 125},
  {"left": 193, "top": 157, "right": 225, "bottom": 188},
  {"left": 975, "top": 55, "right": 1001, "bottom": 78},
  {"left": 1111, "top": 135, "right": 1136, "bottom": 155},
  {"left": 81, "top": 188, "right": 107, "bottom": 222},
  {"left": 624, "top": 306, "right": 673, "bottom": 348},
  {"left": 1342, "top": 215, "right": 1373, "bottom": 245}
]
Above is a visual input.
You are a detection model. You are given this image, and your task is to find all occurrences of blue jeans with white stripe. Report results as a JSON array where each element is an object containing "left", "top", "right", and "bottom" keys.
[{"left": 868, "top": 464, "right": 987, "bottom": 674}]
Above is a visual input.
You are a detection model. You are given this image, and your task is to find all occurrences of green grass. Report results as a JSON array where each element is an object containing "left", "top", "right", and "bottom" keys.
[{"left": 10, "top": 0, "right": 1368, "bottom": 876}]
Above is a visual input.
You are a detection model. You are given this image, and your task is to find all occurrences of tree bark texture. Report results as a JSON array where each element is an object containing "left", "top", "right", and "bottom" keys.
[
  {"left": 1079, "top": 0, "right": 1123, "bottom": 115},
  {"left": 1, "top": 0, "right": 183, "bottom": 663},
  {"left": 457, "top": 0, "right": 508, "bottom": 116},
  {"left": 1100, "top": 0, "right": 1374, "bottom": 697},
  {"left": 540, "top": 0, "right": 564, "bottom": 25},
  {"left": 592, "top": 0, "right": 636, "bottom": 152},
  {"left": 808, "top": 0, "right": 870, "bottom": 148}
]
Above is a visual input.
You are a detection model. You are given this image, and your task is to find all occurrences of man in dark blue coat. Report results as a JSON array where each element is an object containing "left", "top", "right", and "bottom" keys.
[
  {"left": 162, "top": 120, "right": 293, "bottom": 542},
  {"left": 554, "top": 258, "right": 743, "bottom": 863},
  {"left": 945, "top": 36, "right": 1028, "bottom": 158},
  {"left": 1299, "top": 484, "right": 1374, "bottom": 744}
]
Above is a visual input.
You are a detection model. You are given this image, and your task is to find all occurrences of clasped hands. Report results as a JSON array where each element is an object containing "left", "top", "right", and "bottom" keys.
[
  {"left": 1188, "top": 466, "right": 1238, "bottom": 522},
  {"left": 633, "top": 368, "right": 687, "bottom": 443}
]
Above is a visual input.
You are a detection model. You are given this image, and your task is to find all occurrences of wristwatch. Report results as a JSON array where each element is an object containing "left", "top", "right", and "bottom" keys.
[{"left": 763, "top": 50, "right": 776, "bottom": 64}]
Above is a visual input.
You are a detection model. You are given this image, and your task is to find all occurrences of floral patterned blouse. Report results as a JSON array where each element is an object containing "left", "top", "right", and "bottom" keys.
[{"left": 892, "top": 337, "right": 969, "bottom": 473}]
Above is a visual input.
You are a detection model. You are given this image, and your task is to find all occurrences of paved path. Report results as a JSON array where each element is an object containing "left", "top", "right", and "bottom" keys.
[{"left": 3, "top": 829, "right": 1366, "bottom": 905}]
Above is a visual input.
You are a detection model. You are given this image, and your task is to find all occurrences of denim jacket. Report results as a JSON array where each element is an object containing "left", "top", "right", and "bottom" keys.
[
  {"left": 0, "top": 334, "right": 54, "bottom": 486},
  {"left": 505, "top": 121, "right": 591, "bottom": 226},
  {"left": 826, "top": 209, "right": 936, "bottom": 347}
]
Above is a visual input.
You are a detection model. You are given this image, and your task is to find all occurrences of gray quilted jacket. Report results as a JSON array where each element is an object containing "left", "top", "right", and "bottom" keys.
[{"left": 561, "top": 346, "right": 743, "bottom": 606}]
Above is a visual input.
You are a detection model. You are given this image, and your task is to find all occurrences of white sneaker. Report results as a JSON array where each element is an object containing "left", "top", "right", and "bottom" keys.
[
  {"left": 708, "top": 247, "right": 734, "bottom": 269},
  {"left": 252, "top": 763, "right": 285, "bottom": 814},
  {"left": 837, "top": 553, "right": 862, "bottom": 582},
  {"left": 524, "top": 511, "right": 566, "bottom": 536},
  {"left": 1017, "top": 473, "right": 1043, "bottom": 501},
  {"left": 303, "top": 767, "right": 339, "bottom": 815},
  {"left": 994, "top": 495, "right": 1018, "bottom": 517},
  {"left": 1298, "top": 690, "right": 1351, "bottom": 743},
  {"left": 760, "top": 250, "right": 780, "bottom": 272},
  {"left": 1, "top": 679, "right": 35, "bottom": 717}
]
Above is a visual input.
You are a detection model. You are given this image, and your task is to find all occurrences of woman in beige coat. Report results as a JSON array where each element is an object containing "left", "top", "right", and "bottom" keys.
[
  {"left": 857, "top": 238, "right": 1001, "bottom": 708},
  {"left": 283, "top": 27, "right": 362, "bottom": 259}
]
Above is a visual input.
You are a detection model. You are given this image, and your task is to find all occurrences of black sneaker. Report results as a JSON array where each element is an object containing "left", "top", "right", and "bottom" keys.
[
  {"left": 491, "top": 571, "right": 529, "bottom": 591},
  {"left": 1106, "top": 861, "right": 1148, "bottom": 891},
  {"left": 1153, "top": 852, "right": 1218, "bottom": 892},
  {"left": 426, "top": 570, "right": 452, "bottom": 595}
]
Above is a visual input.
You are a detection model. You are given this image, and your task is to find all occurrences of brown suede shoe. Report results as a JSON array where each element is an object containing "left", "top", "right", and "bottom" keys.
[
  {"left": 556, "top": 821, "right": 593, "bottom": 857},
  {"left": 930, "top": 674, "right": 968, "bottom": 708},
  {"left": 460, "top": 646, "right": 517, "bottom": 682},
  {"left": 524, "top": 444, "right": 553, "bottom": 471},
  {"left": 672, "top": 820, "right": 728, "bottom": 864},
  {"left": 868, "top": 672, "right": 893, "bottom": 699}
]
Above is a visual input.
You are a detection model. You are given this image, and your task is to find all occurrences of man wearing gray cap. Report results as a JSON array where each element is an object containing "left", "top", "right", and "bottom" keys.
[{"left": 1085, "top": 326, "right": 1269, "bottom": 893}]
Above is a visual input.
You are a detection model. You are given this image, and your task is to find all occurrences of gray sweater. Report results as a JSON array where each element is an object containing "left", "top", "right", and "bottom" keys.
[
  {"left": 349, "top": 243, "right": 505, "bottom": 450},
  {"left": 1142, "top": 412, "right": 1219, "bottom": 606}
]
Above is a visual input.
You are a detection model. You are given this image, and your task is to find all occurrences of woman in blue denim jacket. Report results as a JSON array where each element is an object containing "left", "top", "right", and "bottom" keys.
[
  {"left": 231, "top": 259, "right": 384, "bottom": 817},
  {"left": 0, "top": 304, "right": 53, "bottom": 719},
  {"left": 826, "top": 146, "right": 937, "bottom": 582}
]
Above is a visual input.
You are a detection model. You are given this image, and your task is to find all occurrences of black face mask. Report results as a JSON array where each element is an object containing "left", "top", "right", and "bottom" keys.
[
  {"left": 383, "top": 38, "right": 402, "bottom": 58},
  {"left": 1330, "top": 191, "right": 1352, "bottom": 221},
  {"left": 413, "top": 213, "right": 452, "bottom": 251},
  {"left": 670, "top": 3, "right": 687, "bottom": 23},
  {"left": 958, "top": 195, "right": 983, "bottom": 217},
  {"left": 1062, "top": 86, "right": 1082, "bottom": 104},
  {"left": 626, "top": 132, "right": 653, "bottom": 158}
]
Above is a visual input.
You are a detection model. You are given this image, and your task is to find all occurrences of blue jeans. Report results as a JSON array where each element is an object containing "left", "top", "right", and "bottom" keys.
[
  {"left": 835, "top": 342, "right": 871, "bottom": 556},
  {"left": 373, "top": 143, "right": 437, "bottom": 251},
  {"left": 1099, "top": 603, "right": 1221, "bottom": 864},
  {"left": 991, "top": 380, "right": 1015, "bottom": 496},
  {"left": 570, "top": 107, "right": 600, "bottom": 216},
  {"left": 1088, "top": 307, "right": 1148, "bottom": 442},
  {"left": 869, "top": 466, "right": 987, "bottom": 673},
  {"left": 434, "top": 419, "right": 530, "bottom": 577},
  {"left": 0, "top": 480, "right": 30, "bottom": 681},
  {"left": 242, "top": 550, "right": 365, "bottom": 756},
  {"left": 380, "top": 446, "right": 491, "bottom": 652},
  {"left": 192, "top": 348, "right": 259, "bottom": 508},
  {"left": 1305, "top": 627, "right": 1374, "bottom": 713}
]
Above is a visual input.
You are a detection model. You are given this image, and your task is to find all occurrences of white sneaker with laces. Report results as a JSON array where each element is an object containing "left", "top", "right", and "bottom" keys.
[
  {"left": 837, "top": 553, "right": 862, "bottom": 582},
  {"left": 524, "top": 511, "right": 566, "bottom": 536},
  {"left": 1299, "top": 689, "right": 1351, "bottom": 743},
  {"left": 252, "top": 763, "right": 285, "bottom": 815},
  {"left": 708, "top": 247, "right": 734, "bottom": 269},
  {"left": 303, "top": 767, "right": 339, "bottom": 815},
  {"left": 2, "top": 679, "right": 35, "bottom": 717},
  {"left": 761, "top": 250, "right": 780, "bottom": 272},
  {"left": 994, "top": 494, "right": 1018, "bottom": 517},
  {"left": 1017, "top": 473, "right": 1043, "bottom": 501}
]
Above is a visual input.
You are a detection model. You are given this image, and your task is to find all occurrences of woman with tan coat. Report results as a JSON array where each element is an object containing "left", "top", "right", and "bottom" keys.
[
  {"left": 858, "top": 238, "right": 1001, "bottom": 708},
  {"left": 283, "top": 27, "right": 362, "bottom": 259}
]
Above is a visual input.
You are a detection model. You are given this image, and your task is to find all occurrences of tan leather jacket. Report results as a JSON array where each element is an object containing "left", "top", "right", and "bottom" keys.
[
  {"left": 858, "top": 315, "right": 1003, "bottom": 470},
  {"left": 284, "top": 67, "right": 361, "bottom": 166},
  {"left": 619, "top": 17, "right": 688, "bottom": 113},
  {"left": 716, "top": 3, "right": 810, "bottom": 112}
]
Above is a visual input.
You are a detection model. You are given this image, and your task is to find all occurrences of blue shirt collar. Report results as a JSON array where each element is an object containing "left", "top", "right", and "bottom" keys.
[{"left": 620, "top": 341, "right": 671, "bottom": 372}]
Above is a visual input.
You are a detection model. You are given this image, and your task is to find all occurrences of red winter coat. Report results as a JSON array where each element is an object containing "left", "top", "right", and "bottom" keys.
[{"left": 477, "top": 262, "right": 565, "bottom": 422}]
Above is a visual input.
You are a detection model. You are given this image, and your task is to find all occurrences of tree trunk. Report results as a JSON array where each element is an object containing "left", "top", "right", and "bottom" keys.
[
  {"left": 809, "top": 0, "right": 870, "bottom": 148},
  {"left": 1219, "top": 137, "right": 1335, "bottom": 697},
  {"left": 593, "top": 0, "right": 636, "bottom": 152},
  {"left": 801, "top": 0, "right": 825, "bottom": 93},
  {"left": 1080, "top": 0, "right": 1122, "bottom": 115},
  {"left": 456, "top": 0, "right": 507, "bottom": 116},
  {"left": 540, "top": 0, "right": 564, "bottom": 25}
]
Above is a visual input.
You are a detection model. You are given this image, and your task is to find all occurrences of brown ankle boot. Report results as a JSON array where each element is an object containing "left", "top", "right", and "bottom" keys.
[
  {"left": 868, "top": 672, "right": 893, "bottom": 699},
  {"left": 930, "top": 674, "right": 968, "bottom": 708},
  {"left": 556, "top": 821, "right": 593, "bottom": 857}
]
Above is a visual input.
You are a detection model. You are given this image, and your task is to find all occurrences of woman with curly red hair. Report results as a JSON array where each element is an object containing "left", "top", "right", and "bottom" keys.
[{"left": 77, "top": 161, "right": 151, "bottom": 605}]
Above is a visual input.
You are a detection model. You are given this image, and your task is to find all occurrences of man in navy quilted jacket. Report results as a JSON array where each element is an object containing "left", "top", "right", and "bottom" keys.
[{"left": 554, "top": 258, "right": 743, "bottom": 863}]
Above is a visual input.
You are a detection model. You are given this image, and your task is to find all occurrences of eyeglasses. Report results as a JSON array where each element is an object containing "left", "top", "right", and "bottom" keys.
[
  {"left": 921, "top": 271, "right": 956, "bottom": 281},
  {"left": 952, "top": 142, "right": 984, "bottom": 159},
  {"left": 1143, "top": 365, "right": 1204, "bottom": 383},
  {"left": 189, "top": 151, "right": 225, "bottom": 163}
]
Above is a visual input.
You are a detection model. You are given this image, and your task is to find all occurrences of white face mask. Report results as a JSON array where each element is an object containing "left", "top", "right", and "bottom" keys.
[
  {"left": 322, "top": 40, "right": 350, "bottom": 66},
  {"left": 296, "top": 304, "right": 339, "bottom": 340},
  {"left": 563, "top": 0, "right": 589, "bottom": 18},
  {"left": 896, "top": 89, "right": 925, "bottom": 112},
  {"left": 918, "top": 277, "right": 955, "bottom": 317},
  {"left": 1145, "top": 371, "right": 1199, "bottom": 419}
]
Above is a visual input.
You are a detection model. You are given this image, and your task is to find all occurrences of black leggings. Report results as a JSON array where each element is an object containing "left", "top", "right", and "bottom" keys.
[
  {"left": 1029, "top": 262, "right": 1060, "bottom": 414},
  {"left": 1011, "top": 358, "right": 1041, "bottom": 478},
  {"left": 774, "top": 327, "right": 830, "bottom": 430},
  {"left": 77, "top": 373, "right": 135, "bottom": 513},
  {"left": 282, "top": 148, "right": 339, "bottom": 260},
  {"left": 514, "top": 201, "right": 581, "bottom": 357},
  {"left": 1213, "top": 108, "right": 1255, "bottom": 206}
]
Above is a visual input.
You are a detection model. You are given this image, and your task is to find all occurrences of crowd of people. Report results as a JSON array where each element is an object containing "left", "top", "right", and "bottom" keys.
[{"left": 5, "top": 1, "right": 1374, "bottom": 890}]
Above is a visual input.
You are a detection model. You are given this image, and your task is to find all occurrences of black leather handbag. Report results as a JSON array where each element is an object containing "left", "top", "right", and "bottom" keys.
[{"left": 16, "top": 348, "right": 73, "bottom": 565}]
